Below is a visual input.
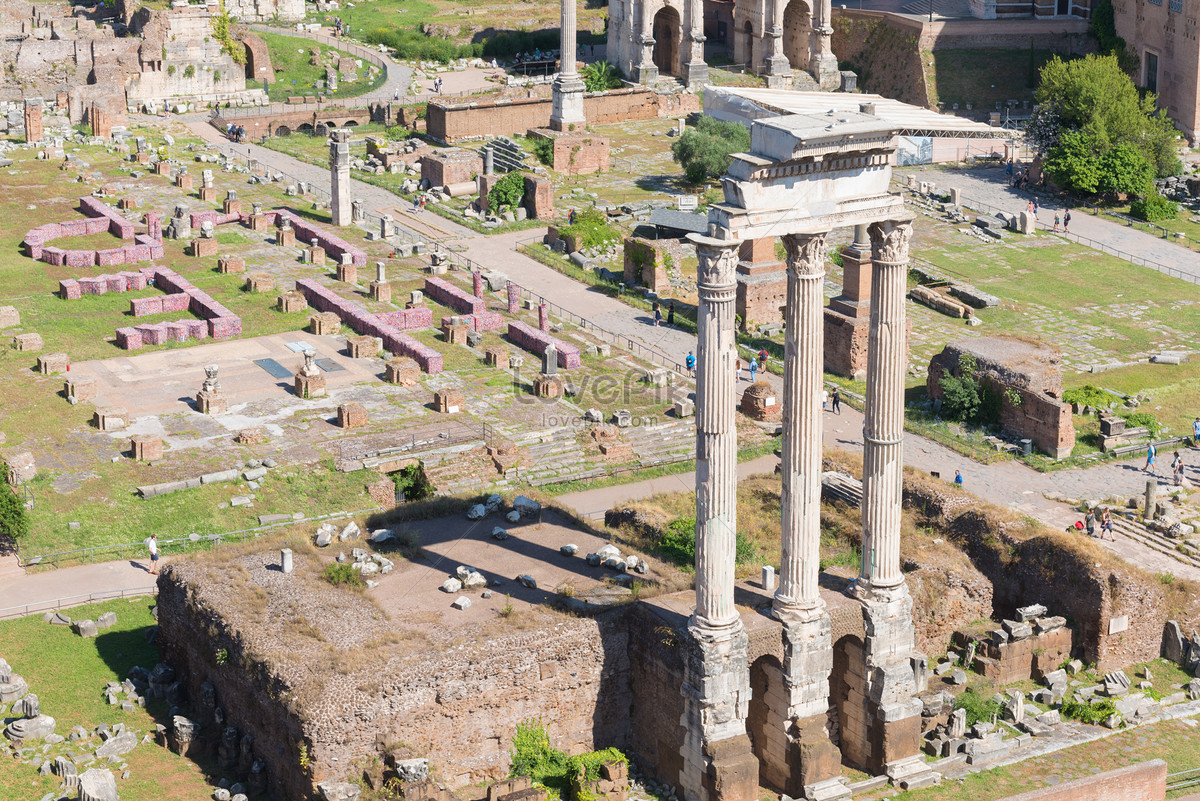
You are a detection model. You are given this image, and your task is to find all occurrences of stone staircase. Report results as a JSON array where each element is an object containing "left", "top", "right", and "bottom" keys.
[
  {"left": 476, "top": 137, "right": 529, "bottom": 173},
  {"left": 625, "top": 418, "right": 695, "bottom": 464},
  {"left": 423, "top": 445, "right": 510, "bottom": 495},
  {"left": 1108, "top": 513, "right": 1200, "bottom": 571},
  {"left": 514, "top": 426, "right": 608, "bottom": 487},
  {"left": 791, "top": 71, "right": 821, "bottom": 92}
]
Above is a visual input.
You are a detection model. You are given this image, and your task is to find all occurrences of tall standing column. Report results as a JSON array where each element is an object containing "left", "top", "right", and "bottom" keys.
[
  {"left": 853, "top": 219, "right": 932, "bottom": 788},
  {"left": 683, "top": 0, "right": 709, "bottom": 90},
  {"left": 329, "top": 129, "right": 351, "bottom": 227},
  {"left": 679, "top": 230, "right": 758, "bottom": 801},
  {"left": 762, "top": 0, "right": 792, "bottom": 86},
  {"left": 550, "top": 0, "right": 586, "bottom": 130},
  {"left": 808, "top": 0, "right": 838, "bottom": 88},
  {"left": 775, "top": 233, "right": 848, "bottom": 801}
]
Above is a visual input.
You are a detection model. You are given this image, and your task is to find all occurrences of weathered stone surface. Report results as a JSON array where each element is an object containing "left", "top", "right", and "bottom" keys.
[
  {"left": 4, "top": 713, "right": 56, "bottom": 741},
  {"left": 513, "top": 496, "right": 541, "bottom": 518},
  {"left": 315, "top": 523, "right": 336, "bottom": 547},
  {"left": 97, "top": 612, "right": 117, "bottom": 630},
  {"left": 74, "top": 619, "right": 99, "bottom": 638},
  {"left": 95, "top": 730, "right": 138, "bottom": 758},
  {"left": 467, "top": 504, "right": 487, "bottom": 520},
  {"left": 12, "top": 692, "right": 38, "bottom": 717},
  {"left": 78, "top": 768, "right": 119, "bottom": 801},
  {"left": 317, "top": 781, "right": 361, "bottom": 801},
  {"left": 394, "top": 757, "right": 429, "bottom": 783}
]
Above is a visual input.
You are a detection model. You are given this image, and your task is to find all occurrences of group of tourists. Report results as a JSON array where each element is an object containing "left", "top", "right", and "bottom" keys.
[
  {"left": 223, "top": 123, "right": 246, "bottom": 143},
  {"left": 1081, "top": 507, "right": 1117, "bottom": 541}
]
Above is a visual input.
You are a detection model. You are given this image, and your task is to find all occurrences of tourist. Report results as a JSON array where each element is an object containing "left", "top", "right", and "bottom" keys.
[
  {"left": 831, "top": 386, "right": 841, "bottom": 414},
  {"left": 822, "top": 388, "right": 828, "bottom": 411},
  {"left": 748, "top": 358, "right": 758, "bottom": 383},
  {"left": 1173, "top": 451, "right": 1185, "bottom": 485},
  {"left": 685, "top": 351, "right": 695, "bottom": 377},
  {"left": 1053, "top": 212, "right": 1060, "bottom": 232},
  {"left": 1192, "top": 417, "right": 1200, "bottom": 447},
  {"left": 393, "top": 90, "right": 399, "bottom": 101},
  {"left": 1146, "top": 441, "right": 1157, "bottom": 474},
  {"left": 1084, "top": 508, "right": 1096, "bottom": 538},
  {"left": 735, "top": 359, "right": 742, "bottom": 382},
  {"left": 1033, "top": 198, "right": 1039, "bottom": 219},
  {"left": 568, "top": 209, "right": 576, "bottom": 225},
  {"left": 145, "top": 532, "right": 160, "bottom": 575},
  {"left": 667, "top": 301, "right": 675, "bottom": 327},
  {"left": 1101, "top": 507, "right": 1114, "bottom": 540},
  {"left": 758, "top": 347, "right": 769, "bottom": 368},
  {"left": 1005, "top": 159, "right": 1013, "bottom": 176},
  {"left": 1063, "top": 209, "right": 1071, "bottom": 233},
  {"left": 652, "top": 302, "right": 661, "bottom": 327},
  {"left": 1026, "top": 200, "right": 1034, "bottom": 217},
  {"left": 954, "top": 470, "right": 963, "bottom": 486}
]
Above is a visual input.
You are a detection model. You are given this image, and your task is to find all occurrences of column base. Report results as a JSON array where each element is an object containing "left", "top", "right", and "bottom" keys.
[
  {"left": 811, "top": 53, "right": 841, "bottom": 91},
  {"left": 680, "top": 622, "right": 758, "bottom": 801},
  {"left": 885, "top": 754, "right": 939, "bottom": 791},
  {"left": 823, "top": 306, "right": 869, "bottom": 381},
  {"left": 634, "top": 64, "right": 659, "bottom": 85},
  {"left": 788, "top": 717, "right": 847, "bottom": 800},
  {"left": 549, "top": 76, "right": 587, "bottom": 131},
  {"left": 684, "top": 60, "right": 709, "bottom": 90}
]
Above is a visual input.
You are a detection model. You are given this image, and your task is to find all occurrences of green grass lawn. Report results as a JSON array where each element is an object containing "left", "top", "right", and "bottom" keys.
[
  {"left": 256, "top": 31, "right": 387, "bottom": 102},
  {"left": 927, "top": 48, "right": 1056, "bottom": 111},
  {"left": 0, "top": 599, "right": 218, "bottom": 801}
]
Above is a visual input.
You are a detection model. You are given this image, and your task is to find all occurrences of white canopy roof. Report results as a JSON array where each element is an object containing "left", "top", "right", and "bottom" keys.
[{"left": 704, "top": 86, "right": 1010, "bottom": 140}]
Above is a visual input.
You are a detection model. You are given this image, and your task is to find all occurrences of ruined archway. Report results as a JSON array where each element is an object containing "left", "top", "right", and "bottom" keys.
[
  {"left": 783, "top": 0, "right": 812, "bottom": 76},
  {"left": 831, "top": 633, "right": 866, "bottom": 771},
  {"left": 737, "top": 20, "right": 754, "bottom": 69},
  {"left": 747, "top": 654, "right": 790, "bottom": 792},
  {"left": 274, "top": 125, "right": 291, "bottom": 137},
  {"left": 652, "top": 6, "right": 682, "bottom": 77}
]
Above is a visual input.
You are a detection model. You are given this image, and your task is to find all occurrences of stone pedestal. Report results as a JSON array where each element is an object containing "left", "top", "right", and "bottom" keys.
[
  {"left": 223, "top": 198, "right": 242, "bottom": 216},
  {"left": 176, "top": 174, "right": 193, "bottom": 191},
  {"left": 218, "top": 256, "right": 245, "bottom": 274},
  {"left": 130, "top": 434, "right": 163, "bottom": 461},
  {"left": 36, "top": 353, "right": 69, "bottom": 374},
  {"left": 198, "top": 187, "right": 218, "bottom": 203},
  {"left": 246, "top": 273, "right": 275, "bottom": 293},
  {"left": 305, "top": 244, "right": 326, "bottom": 265},
  {"left": 443, "top": 320, "right": 469, "bottom": 345},
  {"left": 735, "top": 238, "right": 786, "bottom": 330},
  {"left": 434, "top": 387, "right": 464, "bottom": 413},
  {"left": 277, "top": 291, "right": 307, "bottom": 313},
  {"left": 12, "top": 333, "right": 43, "bottom": 351},
  {"left": 191, "top": 238, "right": 218, "bottom": 258},
  {"left": 386, "top": 357, "right": 421, "bottom": 385},
  {"left": 23, "top": 99, "right": 43, "bottom": 143},
  {"left": 0, "top": 305, "right": 21, "bottom": 329},
  {"left": 533, "top": 374, "right": 563, "bottom": 398},
  {"left": 154, "top": 161, "right": 171, "bottom": 176},
  {"left": 64, "top": 377, "right": 97, "bottom": 401},
  {"left": 294, "top": 372, "right": 327, "bottom": 399},
  {"left": 309, "top": 312, "right": 341, "bottom": 336},
  {"left": 94, "top": 407, "right": 129, "bottom": 431},
  {"left": 740, "top": 382, "right": 781, "bottom": 421},
  {"left": 278, "top": 228, "right": 296, "bottom": 248},
  {"left": 485, "top": 347, "right": 510, "bottom": 368},
  {"left": 195, "top": 389, "right": 228, "bottom": 414},
  {"left": 347, "top": 336, "right": 378, "bottom": 358},
  {"left": 370, "top": 281, "right": 392, "bottom": 303},
  {"left": 336, "top": 263, "right": 357, "bottom": 283},
  {"left": 249, "top": 214, "right": 270, "bottom": 231},
  {"left": 337, "top": 402, "right": 367, "bottom": 428},
  {"left": 548, "top": 0, "right": 585, "bottom": 130}
]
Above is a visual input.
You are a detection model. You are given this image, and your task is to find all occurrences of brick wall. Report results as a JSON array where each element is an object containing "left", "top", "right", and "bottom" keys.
[{"left": 995, "top": 759, "right": 1165, "bottom": 801}]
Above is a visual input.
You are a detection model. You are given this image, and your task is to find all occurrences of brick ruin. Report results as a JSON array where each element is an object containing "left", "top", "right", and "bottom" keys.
[{"left": 926, "top": 336, "right": 1076, "bottom": 459}]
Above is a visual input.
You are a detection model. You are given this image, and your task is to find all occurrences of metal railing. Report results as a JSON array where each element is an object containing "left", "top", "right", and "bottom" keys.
[
  {"left": 1084, "top": 204, "right": 1200, "bottom": 252},
  {"left": 1168, "top": 766, "right": 1200, "bottom": 793},
  {"left": 932, "top": 192, "right": 1200, "bottom": 286},
  {"left": 17, "top": 508, "right": 376, "bottom": 571},
  {"left": 0, "top": 586, "right": 158, "bottom": 622}
]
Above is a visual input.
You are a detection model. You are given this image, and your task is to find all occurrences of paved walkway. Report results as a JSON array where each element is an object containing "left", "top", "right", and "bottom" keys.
[{"left": 936, "top": 165, "right": 1200, "bottom": 282}]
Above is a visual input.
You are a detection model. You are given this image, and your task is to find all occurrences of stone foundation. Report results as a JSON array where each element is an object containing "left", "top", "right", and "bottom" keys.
[
  {"left": 310, "top": 313, "right": 341, "bottom": 336},
  {"left": 387, "top": 357, "right": 421, "bottom": 385},
  {"left": 347, "top": 336, "right": 379, "bottom": 359},
  {"left": 130, "top": 434, "right": 164, "bottom": 461},
  {"left": 295, "top": 373, "right": 327, "bottom": 399},
  {"left": 36, "top": 353, "right": 70, "bottom": 374},
  {"left": 277, "top": 292, "right": 307, "bottom": 313},
  {"left": 337, "top": 403, "right": 368, "bottom": 428},
  {"left": 64, "top": 377, "right": 97, "bottom": 401},
  {"left": 218, "top": 256, "right": 245, "bottom": 274},
  {"left": 434, "top": 388, "right": 464, "bottom": 413},
  {"left": 196, "top": 389, "right": 228, "bottom": 414},
  {"left": 246, "top": 273, "right": 275, "bottom": 293},
  {"left": 94, "top": 407, "right": 129, "bottom": 431},
  {"left": 336, "top": 263, "right": 358, "bottom": 283},
  {"left": 371, "top": 281, "right": 392, "bottom": 303}
]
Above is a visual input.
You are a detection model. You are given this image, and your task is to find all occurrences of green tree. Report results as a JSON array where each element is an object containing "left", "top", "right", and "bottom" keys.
[
  {"left": 1096, "top": 142, "right": 1154, "bottom": 196},
  {"left": 0, "top": 484, "right": 29, "bottom": 541},
  {"left": 1044, "top": 130, "right": 1101, "bottom": 195},
  {"left": 1035, "top": 54, "right": 1180, "bottom": 180},
  {"left": 580, "top": 61, "right": 623, "bottom": 92},
  {"left": 670, "top": 116, "right": 751, "bottom": 185},
  {"left": 488, "top": 172, "right": 525, "bottom": 210}
]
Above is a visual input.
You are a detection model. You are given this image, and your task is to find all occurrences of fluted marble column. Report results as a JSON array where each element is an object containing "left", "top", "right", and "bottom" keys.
[
  {"left": 775, "top": 232, "right": 848, "bottom": 801},
  {"left": 550, "top": 0, "right": 586, "bottom": 129},
  {"left": 683, "top": 0, "right": 709, "bottom": 89},
  {"left": 762, "top": 0, "right": 791, "bottom": 84},
  {"left": 679, "top": 231, "right": 758, "bottom": 801},
  {"left": 808, "top": 0, "right": 838, "bottom": 87},
  {"left": 853, "top": 219, "right": 930, "bottom": 785}
]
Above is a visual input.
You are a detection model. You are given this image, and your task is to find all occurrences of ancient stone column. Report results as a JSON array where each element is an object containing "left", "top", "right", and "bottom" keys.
[
  {"left": 809, "top": 0, "right": 838, "bottom": 88},
  {"left": 330, "top": 129, "right": 351, "bottom": 226},
  {"left": 762, "top": 0, "right": 791, "bottom": 86},
  {"left": 853, "top": 219, "right": 930, "bottom": 786},
  {"left": 549, "top": 0, "right": 586, "bottom": 130},
  {"left": 679, "top": 229, "right": 758, "bottom": 801},
  {"left": 24, "top": 98, "right": 44, "bottom": 144},
  {"left": 683, "top": 0, "right": 709, "bottom": 89},
  {"left": 775, "top": 232, "right": 847, "bottom": 800}
]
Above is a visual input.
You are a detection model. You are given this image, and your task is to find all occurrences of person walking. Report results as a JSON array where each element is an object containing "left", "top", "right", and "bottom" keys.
[
  {"left": 1053, "top": 212, "right": 1060, "bottom": 232},
  {"left": 1084, "top": 508, "right": 1096, "bottom": 538},
  {"left": 1063, "top": 209, "right": 1071, "bottom": 233},
  {"left": 735, "top": 359, "right": 742, "bottom": 382},
  {"left": 748, "top": 358, "right": 758, "bottom": 383},
  {"left": 652, "top": 302, "right": 662, "bottom": 327},
  {"left": 758, "top": 347, "right": 769, "bottom": 369},
  {"left": 685, "top": 351, "right": 695, "bottom": 378},
  {"left": 1146, "top": 441, "right": 1157, "bottom": 474},
  {"left": 1101, "top": 507, "right": 1114, "bottom": 540},
  {"left": 145, "top": 532, "right": 160, "bottom": 575},
  {"left": 1173, "top": 451, "right": 1185, "bottom": 485},
  {"left": 1192, "top": 416, "right": 1200, "bottom": 447},
  {"left": 831, "top": 386, "right": 841, "bottom": 415},
  {"left": 667, "top": 301, "right": 675, "bottom": 327},
  {"left": 1033, "top": 198, "right": 1039, "bottom": 219},
  {"left": 954, "top": 470, "right": 963, "bottom": 486}
]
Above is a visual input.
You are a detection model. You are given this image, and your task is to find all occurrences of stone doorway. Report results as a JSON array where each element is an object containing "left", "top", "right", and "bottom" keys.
[
  {"left": 831, "top": 633, "right": 867, "bottom": 771},
  {"left": 653, "top": 6, "right": 682, "bottom": 76},
  {"left": 783, "top": 0, "right": 812, "bottom": 76},
  {"left": 747, "top": 654, "right": 790, "bottom": 792},
  {"left": 737, "top": 20, "right": 754, "bottom": 70}
]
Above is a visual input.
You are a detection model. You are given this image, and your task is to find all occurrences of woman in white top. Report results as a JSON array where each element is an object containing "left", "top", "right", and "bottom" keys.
[{"left": 145, "top": 533, "right": 160, "bottom": 575}]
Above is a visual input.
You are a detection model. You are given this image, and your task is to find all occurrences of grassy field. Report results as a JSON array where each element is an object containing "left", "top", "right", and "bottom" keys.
[
  {"left": 926, "top": 48, "right": 1057, "bottom": 111},
  {"left": 254, "top": 31, "right": 387, "bottom": 102},
  {"left": 0, "top": 599, "right": 217, "bottom": 801}
]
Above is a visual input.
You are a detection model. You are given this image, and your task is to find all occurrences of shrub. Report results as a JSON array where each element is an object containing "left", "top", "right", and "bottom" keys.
[
  {"left": 489, "top": 172, "right": 526, "bottom": 210},
  {"left": 670, "top": 116, "right": 751, "bottom": 184},
  {"left": 482, "top": 30, "right": 560, "bottom": 61},
  {"left": 1130, "top": 192, "right": 1179, "bottom": 222},
  {"left": 509, "top": 719, "right": 628, "bottom": 800},
  {"left": 323, "top": 561, "right": 364, "bottom": 587},
  {"left": 389, "top": 463, "right": 433, "bottom": 502},
  {"left": 1062, "top": 384, "right": 1115, "bottom": 409},
  {"left": 657, "top": 516, "right": 757, "bottom": 567},
  {"left": 364, "top": 27, "right": 480, "bottom": 63},
  {"left": 1061, "top": 697, "right": 1118, "bottom": 725},
  {"left": 953, "top": 688, "right": 1002, "bottom": 726},
  {"left": 184, "top": 64, "right": 196, "bottom": 79},
  {"left": 0, "top": 484, "right": 29, "bottom": 541},
  {"left": 210, "top": 6, "right": 246, "bottom": 66},
  {"left": 530, "top": 136, "right": 554, "bottom": 166},
  {"left": 1123, "top": 411, "right": 1163, "bottom": 438},
  {"left": 558, "top": 208, "right": 620, "bottom": 250},
  {"left": 581, "top": 61, "right": 623, "bottom": 92}
]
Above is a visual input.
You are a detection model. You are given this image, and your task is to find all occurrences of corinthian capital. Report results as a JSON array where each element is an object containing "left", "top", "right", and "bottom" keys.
[
  {"left": 782, "top": 232, "right": 828, "bottom": 277},
  {"left": 868, "top": 220, "right": 912, "bottom": 265},
  {"left": 694, "top": 241, "right": 740, "bottom": 289}
]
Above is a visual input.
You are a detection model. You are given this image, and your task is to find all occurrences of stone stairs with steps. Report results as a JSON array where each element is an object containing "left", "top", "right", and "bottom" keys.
[
  {"left": 652, "top": 76, "right": 686, "bottom": 93},
  {"left": 1107, "top": 513, "right": 1200, "bottom": 571},
  {"left": 423, "top": 446, "right": 509, "bottom": 495},
  {"left": 624, "top": 418, "right": 695, "bottom": 463},
  {"left": 513, "top": 426, "right": 609, "bottom": 487},
  {"left": 476, "top": 137, "right": 529, "bottom": 173}
]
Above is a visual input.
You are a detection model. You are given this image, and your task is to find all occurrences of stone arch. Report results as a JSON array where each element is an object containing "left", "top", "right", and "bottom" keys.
[
  {"left": 652, "top": 5, "right": 682, "bottom": 76},
  {"left": 735, "top": 18, "right": 754, "bottom": 68},
  {"left": 297, "top": 123, "right": 314, "bottom": 135},
  {"left": 831, "top": 632, "right": 867, "bottom": 771},
  {"left": 746, "top": 654, "right": 791, "bottom": 792},
  {"left": 343, "top": 119, "right": 359, "bottom": 127},
  {"left": 783, "top": 0, "right": 812, "bottom": 77},
  {"left": 274, "top": 125, "right": 292, "bottom": 136}
]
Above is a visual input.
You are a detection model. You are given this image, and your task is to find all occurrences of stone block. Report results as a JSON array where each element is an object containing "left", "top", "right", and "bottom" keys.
[
  {"left": 336, "top": 263, "right": 357, "bottom": 283},
  {"left": 295, "top": 372, "right": 326, "bottom": 399},
  {"left": 0, "top": 306, "right": 19, "bottom": 329},
  {"left": 217, "top": 256, "right": 245, "bottom": 274},
  {"left": 434, "top": 387, "right": 464, "bottom": 413},
  {"left": 337, "top": 402, "right": 368, "bottom": 428},
  {"left": 485, "top": 346, "right": 510, "bottom": 369},
  {"left": 93, "top": 407, "right": 128, "bottom": 431},
  {"left": 36, "top": 353, "right": 69, "bottom": 374},
  {"left": 13, "top": 333, "right": 43, "bottom": 351},
  {"left": 277, "top": 291, "right": 307, "bottom": 313},
  {"left": 347, "top": 336, "right": 379, "bottom": 359},
  {"left": 190, "top": 238, "right": 218, "bottom": 257},
  {"left": 386, "top": 357, "right": 421, "bottom": 385},
  {"left": 130, "top": 434, "right": 163, "bottom": 461},
  {"left": 370, "top": 281, "right": 392, "bottom": 303},
  {"left": 64, "top": 377, "right": 97, "bottom": 401},
  {"left": 309, "top": 312, "right": 341, "bottom": 336},
  {"left": 246, "top": 273, "right": 275, "bottom": 293},
  {"left": 196, "top": 389, "right": 228, "bottom": 414},
  {"left": 4, "top": 451, "right": 36, "bottom": 483}
]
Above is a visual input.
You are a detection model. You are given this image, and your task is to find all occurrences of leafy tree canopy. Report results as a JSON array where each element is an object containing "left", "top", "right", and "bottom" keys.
[
  {"left": 0, "top": 484, "right": 29, "bottom": 541},
  {"left": 670, "top": 116, "right": 751, "bottom": 185},
  {"left": 488, "top": 171, "right": 525, "bottom": 210},
  {"left": 580, "top": 61, "right": 623, "bottom": 93}
]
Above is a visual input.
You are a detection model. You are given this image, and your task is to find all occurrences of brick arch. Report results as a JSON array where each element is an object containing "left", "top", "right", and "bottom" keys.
[
  {"left": 746, "top": 654, "right": 790, "bottom": 792},
  {"left": 274, "top": 124, "right": 292, "bottom": 136}
]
